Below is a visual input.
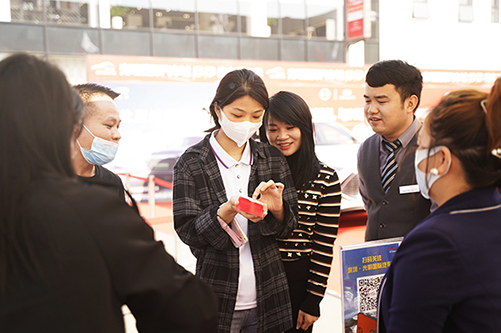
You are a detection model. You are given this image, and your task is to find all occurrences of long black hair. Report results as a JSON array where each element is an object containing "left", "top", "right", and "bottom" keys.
[
  {"left": 0, "top": 53, "right": 84, "bottom": 290},
  {"left": 260, "top": 91, "right": 320, "bottom": 190},
  {"left": 207, "top": 68, "right": 269, "bottom": 132}
]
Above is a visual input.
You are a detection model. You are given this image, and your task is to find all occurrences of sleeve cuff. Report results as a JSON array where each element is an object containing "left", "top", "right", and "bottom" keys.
[{"left": 300, "top": 293, "right": 322, "bottom": 317}]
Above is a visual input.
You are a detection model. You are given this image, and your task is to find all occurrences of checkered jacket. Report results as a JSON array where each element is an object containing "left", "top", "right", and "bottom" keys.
[{"left": 173, "top": 134, "right": 298, "bottom": 333}]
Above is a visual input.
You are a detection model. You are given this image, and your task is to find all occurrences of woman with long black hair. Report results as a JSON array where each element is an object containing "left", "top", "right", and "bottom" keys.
[
  {"left": 0, "top": 53, "right": 218, "bottom": 332},
  {"left": 260, "top": 91, "right": 341, "bottom": 332}
]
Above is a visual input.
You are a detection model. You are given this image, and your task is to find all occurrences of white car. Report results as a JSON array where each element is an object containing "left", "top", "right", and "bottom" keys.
[
  {"left": 313, "top": 121, "right": 364, "bottom": 212},
  {"left": 314, "top": 121, "right": 360, "bottom": 175}
]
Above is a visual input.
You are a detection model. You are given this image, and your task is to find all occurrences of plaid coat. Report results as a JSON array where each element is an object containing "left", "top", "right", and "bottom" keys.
[{"left": 173, "top": 134, "right": 298, "bottom": 333}]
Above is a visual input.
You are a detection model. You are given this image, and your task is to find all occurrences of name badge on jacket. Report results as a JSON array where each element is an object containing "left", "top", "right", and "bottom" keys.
[{"left": 399, "top": 184, "right": 420, "bottom": 194}]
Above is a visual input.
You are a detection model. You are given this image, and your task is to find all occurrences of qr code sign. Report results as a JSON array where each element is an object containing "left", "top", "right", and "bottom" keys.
[{"left": 357, "top": 274, "right": 384, "bottom": 315}]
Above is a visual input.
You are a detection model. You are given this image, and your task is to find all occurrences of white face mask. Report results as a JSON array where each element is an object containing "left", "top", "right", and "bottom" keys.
[
  {"left": 414, "top": 146, "right": 450, "bottom": 199},
  {"left": 218, "top": 109, "right": 262, "bottom": 147}
]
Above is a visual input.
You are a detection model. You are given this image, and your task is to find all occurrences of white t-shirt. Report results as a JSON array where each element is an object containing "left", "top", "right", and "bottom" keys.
[{"left": 209, "top": 132, "right": 257, "bottom": 310}]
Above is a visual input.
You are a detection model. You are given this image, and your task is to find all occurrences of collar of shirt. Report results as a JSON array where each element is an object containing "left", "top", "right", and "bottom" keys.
[
  {"left": 378, "top": 117, "right": 422, "bottom": 172},
  {"left": 380, "top": 116, "right": 422, "bottom": 151},
  {"left": 209, "top": 131, "right": 253, "bottom": 169}
]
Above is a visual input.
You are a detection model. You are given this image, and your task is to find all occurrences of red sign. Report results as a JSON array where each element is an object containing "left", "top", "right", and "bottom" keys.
[{"left": 347, "top": 0, "right": 364, "bottom": 40}]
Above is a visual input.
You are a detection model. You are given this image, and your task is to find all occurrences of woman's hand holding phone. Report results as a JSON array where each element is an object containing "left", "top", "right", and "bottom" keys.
[
  {"left": 252, "top": 180, "right": 285, "bottom": 223},
  {"left": 235, "top": 196, "right": 267, "bottom": 222},
  {"left": 219, "top": 196, "right": 267, "bottom": 224}
]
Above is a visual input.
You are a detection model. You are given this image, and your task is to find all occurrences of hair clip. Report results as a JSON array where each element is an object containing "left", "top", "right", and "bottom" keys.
[
  {"left": 492, "top": 148, "right": 501, "bottom": 159},
  {"left": 480, "top": 99, "right": 488, "bottom": 113}
]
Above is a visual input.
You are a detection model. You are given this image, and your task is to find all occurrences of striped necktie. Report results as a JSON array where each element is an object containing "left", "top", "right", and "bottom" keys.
[{"left": 381, "top": 139, "right": 401, "bottom": 193}]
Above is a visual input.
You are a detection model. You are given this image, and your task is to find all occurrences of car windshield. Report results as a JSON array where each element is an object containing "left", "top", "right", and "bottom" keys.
[{"left": 315, "top": 123, "right": 357, "bottom": 145}]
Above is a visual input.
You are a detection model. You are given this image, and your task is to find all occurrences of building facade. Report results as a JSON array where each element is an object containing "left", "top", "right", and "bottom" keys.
[
  {"left": 379, "top": 0, "right": 501, "bottom": 71},
  {"left": 0, "top": 0, "right": 380, "bottom": 83}
]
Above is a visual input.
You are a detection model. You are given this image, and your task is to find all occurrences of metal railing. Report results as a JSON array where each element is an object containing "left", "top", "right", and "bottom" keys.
[{"left": 120, "top": 173, "right": 172, "bottom": 218}]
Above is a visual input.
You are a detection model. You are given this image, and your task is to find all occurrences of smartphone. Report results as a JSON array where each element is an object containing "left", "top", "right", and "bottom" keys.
[{"left": 236, "top": 196, "right": 266, "bottom": 217}]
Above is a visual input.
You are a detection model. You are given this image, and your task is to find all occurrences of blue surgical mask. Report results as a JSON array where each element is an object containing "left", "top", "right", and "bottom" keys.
[
  {"left": 414, "top": 146, "right": 450, "bottom": 199},
  {"left": 77, "top": 125, "right": 119, "bottom": 166}
]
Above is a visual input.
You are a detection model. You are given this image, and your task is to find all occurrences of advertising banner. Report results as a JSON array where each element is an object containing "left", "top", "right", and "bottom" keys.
[
  {"left": 340, "top": 237, "right": 403, "bottom": 333},
  {"left": 86, "top": 54, "right": 501, "bottom": 201}
]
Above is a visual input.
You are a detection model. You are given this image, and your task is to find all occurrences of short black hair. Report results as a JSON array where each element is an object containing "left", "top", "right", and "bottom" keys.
[
  {"left": 366, "top": 60, "right": 423, "bottom": 112},
  {"left": 73, "top": 83, "right": 120, "bottom": 120},
  {"left": 73, "top": 83, "right": 120, "bottom": 103}
]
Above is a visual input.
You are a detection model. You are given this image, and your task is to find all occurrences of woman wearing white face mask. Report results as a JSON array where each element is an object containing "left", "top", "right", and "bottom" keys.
[
  {"left": 173, "top": 69, "right": 298, "bottom": 333},
  {"left": 377, "top": 78, "right": 501, "bottom": 333}
]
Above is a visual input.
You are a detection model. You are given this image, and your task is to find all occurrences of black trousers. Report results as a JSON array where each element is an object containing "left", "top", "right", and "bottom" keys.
[{"left": 283, "top": 256, "right": 313, "bottom": 333}]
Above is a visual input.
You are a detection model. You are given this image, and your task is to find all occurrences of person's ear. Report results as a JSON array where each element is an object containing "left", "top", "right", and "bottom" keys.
[
  {"left": 70, "top": 125, "right": 82, "bottom": 160},
  {"left": 214, "top": 102, "right": 221, "bottom": 118},
  {"left": 73, "top": 123, "right": 83, "bottom": 139},
  {"left": 436, "top": 146, "right": 452, "bottom": 175},
  {"left": 406, "top": 95, "right": 419, "bottom": 114}
]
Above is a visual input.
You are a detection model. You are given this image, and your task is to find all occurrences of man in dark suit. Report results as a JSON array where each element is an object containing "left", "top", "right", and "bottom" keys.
[{"left": 357, "top": 60, "right": 431, "bottom": 241}]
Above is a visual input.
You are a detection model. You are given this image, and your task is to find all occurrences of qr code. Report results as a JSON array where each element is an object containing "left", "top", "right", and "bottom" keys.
[{"left": 357, "top": 274, "right": 384, "bottom": 315}]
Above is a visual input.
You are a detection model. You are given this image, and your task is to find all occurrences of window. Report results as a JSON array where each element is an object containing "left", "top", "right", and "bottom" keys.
[
  {"left": 412, "top": 0, "right": 429, "bottom": 19},
  {"left": 151, "top": 0, "right": 195, "bottom": 31},
  {"left": 197, "top": 1, "right": 238, "bottom": 33},
  {"left": 109, "top": 0, "right": 151, "bottom": 30},
  {"left": 279, "top": 0, "right": 306, "bottom": 36},
  {"left": 9, "top": 0, "right": 93, "bottom": 25},
  {"left": 10, "top": 0, "right": 45, "bottom": 23},
  {"left": 46, "top": 0, "right": 89, "bottom": 25},
  {"left": 305, "top": 0, "right": 344, "bottom": 40},
  {"left": 458, "top": 0, "right": 473, "bottom": 22},
  {"left": 493, "top": 0, "right": 499, "bottom": 23},
  {"left": 239, "top": 0, "right": 279, "bottom": 37}
]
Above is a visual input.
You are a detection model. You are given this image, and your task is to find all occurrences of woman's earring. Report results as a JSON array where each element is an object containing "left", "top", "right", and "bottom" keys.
[{"left": 430, "top": 168, "right": 439, "bottom": 175}]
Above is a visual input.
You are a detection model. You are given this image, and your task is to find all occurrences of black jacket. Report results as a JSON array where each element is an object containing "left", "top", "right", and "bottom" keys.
[{"left": 0, "top": 176, "right": 218, "bottom": 333}]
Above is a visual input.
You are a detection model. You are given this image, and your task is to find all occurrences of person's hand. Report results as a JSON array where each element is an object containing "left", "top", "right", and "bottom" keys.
[
  {"left": 217, "top": 197, "right": 239, "bottom": 225},
  {"left": 296, "top": 310, "right": 319, "bottom": 331},
  {"left": 218, "top": 196, "right": 267, "bottom": 224},
  {"left": 252, "top": 180, "right": 285, "bottom": 222}
]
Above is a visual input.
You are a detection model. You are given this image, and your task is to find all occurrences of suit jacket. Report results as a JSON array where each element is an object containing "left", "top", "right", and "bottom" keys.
[
  {"left": 378, "top": 187, "right": 501, "bottom": 332},
  {"left": 173, "top": 135, "right": 298, "bottom": 333},
  {"left": 358, "top": 132, "right": 431, "bottom": 241},
  {"left": 0, "top": 176, "right": 218, "bottom": 333}
]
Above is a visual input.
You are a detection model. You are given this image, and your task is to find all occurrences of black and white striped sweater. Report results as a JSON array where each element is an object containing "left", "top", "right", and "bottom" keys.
[{"left": 278, "top": 163, "right": 341, "bottom": 301}]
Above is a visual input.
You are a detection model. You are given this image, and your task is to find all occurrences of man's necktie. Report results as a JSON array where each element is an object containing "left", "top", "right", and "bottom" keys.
[{"left": 381, "top": 140, "right": 401, "bottom": 193}]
